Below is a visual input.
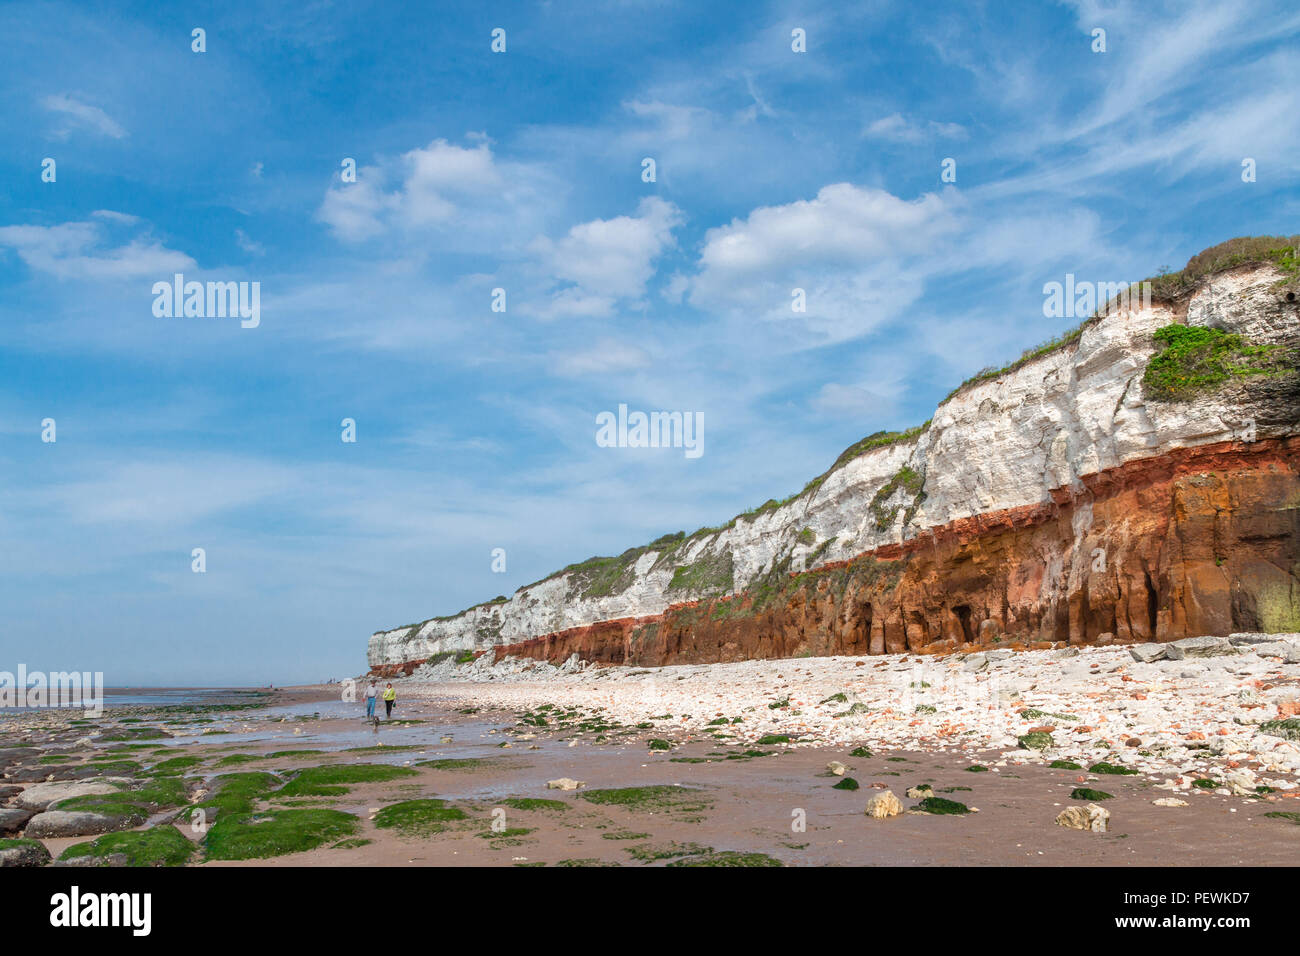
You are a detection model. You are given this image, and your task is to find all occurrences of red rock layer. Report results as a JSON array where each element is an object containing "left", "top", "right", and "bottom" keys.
[{"left": 479, "top": 437, "right": 1300, "bottom": 668}]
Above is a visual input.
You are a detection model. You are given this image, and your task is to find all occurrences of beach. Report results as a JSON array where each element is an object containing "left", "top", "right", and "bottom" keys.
[{"left": 2, "top": 637, "right": 1298, "bottom": 866}]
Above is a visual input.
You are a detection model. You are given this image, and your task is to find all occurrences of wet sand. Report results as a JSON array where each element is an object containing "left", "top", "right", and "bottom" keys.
[
  {"left": 4, "top": 676, "right": 1299, "bottom": 866},
  {"left": 223, "top": 695, "right": 1300, "bottom": 867}
]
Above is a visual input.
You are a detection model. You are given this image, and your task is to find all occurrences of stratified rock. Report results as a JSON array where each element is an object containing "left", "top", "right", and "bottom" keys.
[
  {"left": 865, "top": 791, "right": 902, "bottom": 819},
  {"left": 367, "top": 262, "right": 1300, "bottom": 675},
  {"left": 1055, "top": 804, "right": 1110, "bottom": 832},
  {"left": 1130, "top": 643, "right": 1167, "bottom": 663}
]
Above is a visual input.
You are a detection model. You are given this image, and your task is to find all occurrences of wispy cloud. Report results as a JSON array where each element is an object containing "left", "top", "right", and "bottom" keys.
[
  {"left": 41, "top": 92, "right": 126, "bottom": 139},
  {"left": 0, "top": 218, "right": 194, "bottom": 280},
  {"left": 863, "top": 112, "right": 967, "bottom": 143}
]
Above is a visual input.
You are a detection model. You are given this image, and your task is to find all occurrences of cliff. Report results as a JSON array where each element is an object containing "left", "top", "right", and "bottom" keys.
[{"left": 369, "top": 239, "right": 1300, "bottom": 673}]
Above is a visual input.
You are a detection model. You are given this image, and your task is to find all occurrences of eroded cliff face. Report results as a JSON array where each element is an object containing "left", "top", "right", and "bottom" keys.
[{"left": 369, "top": 262, "right": 1300, "bottom": 673}]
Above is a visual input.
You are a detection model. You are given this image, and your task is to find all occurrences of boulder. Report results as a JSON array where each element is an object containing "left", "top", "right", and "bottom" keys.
[
  {"left": 24, "top": 809, "right": 142, "bottom": 839},
  {"left": 0, "top": 839, "right": 50, "bottom": 867},
  {"left": 1130, "top": 643, "right": 1167, "bottom": 663},
  {"left": 1055, "top": 803, "right": 1110, "bottom": 832},
  {"left": 905, "top": 785, "right": 934, "bottom": 799},
  {"left": 1152, "top": 797, "right": 1188, "bottom": 807},
  {"left": 826, "top": 761, "right": 848, "bottom": 776},
  {"left": 1230, "top": 633, "right": 1280, "bottom": 645},
  {"left": 0, "top": 808, "right": 36, "bottom": 835},
  {"left": 1165, "top": 636, "right": 1236, "bottom": 660},
  {"left": 1252, "top": 642, "right": 1293, "bottom": 659},
  {"left": 545, "top": 778, "right": 585, "bottom": 791},
  {"left": 15, "top": 779, "right": 127, "bottom": 811},
  {"left": 5, "top": 768, "right": 54, "bottom": 783},
  {"left": 1223, "top": 771, "right": 1257, "bottom": 796},
  {"left": 865, "top": 791, "right": 902, "bottom": 819}
]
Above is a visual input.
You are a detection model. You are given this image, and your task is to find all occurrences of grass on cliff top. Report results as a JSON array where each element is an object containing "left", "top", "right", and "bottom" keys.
[
  {"left": 938, "top": 235, "right": 1299, "bottom": 406},
  {"left": 1142, "top": 235, "right": 1299, "bottom": 300},
  {"left": 1142, "top": 324, "right": 1289, "bottom": 401}
]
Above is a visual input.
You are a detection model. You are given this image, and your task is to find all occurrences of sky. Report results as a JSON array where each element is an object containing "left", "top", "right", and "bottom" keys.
[{"left": 1, "top": 0, "right": 1297, "bottom": 686}]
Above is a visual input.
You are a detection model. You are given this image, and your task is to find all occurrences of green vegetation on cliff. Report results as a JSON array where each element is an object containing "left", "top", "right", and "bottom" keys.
[
  {"left": 667, "top": 549, "right": 734, "bottom": 595},
  {"left": 869, "top": 465, "right": 927, "bottom": 531},
  {"left": 1143, "top": 323, "right": 1291, "bottom": 401}
]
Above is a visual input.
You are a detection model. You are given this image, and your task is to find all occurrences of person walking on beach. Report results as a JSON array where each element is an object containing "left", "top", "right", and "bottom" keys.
[
  {"left": 364, "top": 680, "right": 377, "bottom": 719},
  {"left": 382, "top": 682, "right": 396, "bottom": 719}
]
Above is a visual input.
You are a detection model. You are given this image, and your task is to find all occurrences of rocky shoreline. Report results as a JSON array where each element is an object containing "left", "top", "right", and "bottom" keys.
[
  {"left": 2, "top": 637, "right": 1298, "bottom": 867},
  {"left": 395, "top": 634, "right": 1300, "bottom": 790}
]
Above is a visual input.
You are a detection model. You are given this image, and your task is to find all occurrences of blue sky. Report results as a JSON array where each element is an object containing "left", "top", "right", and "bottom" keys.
[{"left": 1, "top": 0, "right": 1297, "bottom": 685}]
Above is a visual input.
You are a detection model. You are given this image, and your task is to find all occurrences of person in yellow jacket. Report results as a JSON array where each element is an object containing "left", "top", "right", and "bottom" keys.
[{"left": 382, "top": 682, "right": 396, "bottom": 719}]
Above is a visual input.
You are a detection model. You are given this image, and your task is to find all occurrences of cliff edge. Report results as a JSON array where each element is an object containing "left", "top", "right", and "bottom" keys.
[{"left": 370, "top": 237, "right": 1300, "bottom": 673}]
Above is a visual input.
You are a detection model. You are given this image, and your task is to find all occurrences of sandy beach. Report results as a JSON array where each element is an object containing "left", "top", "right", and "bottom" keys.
[{"left": 2, "top": 638, "right": 1298, "bottom": 867}]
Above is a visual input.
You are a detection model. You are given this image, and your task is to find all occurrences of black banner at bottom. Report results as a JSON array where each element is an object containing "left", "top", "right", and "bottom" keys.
[{"left": 2, "top": 865, "right": 1285, "bottom": 942}]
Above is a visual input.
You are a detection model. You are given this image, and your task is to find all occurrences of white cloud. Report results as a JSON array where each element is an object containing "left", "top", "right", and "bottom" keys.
[
  {"left": 688, "top": 183, "right": 957, "bottom": 344},
  {"left": 41, "top": 93, "right": 126, "bottom": 139},
  {"left": 0, "top": 219, "right": 194, "bottom": 280},
  {"left": 317, "top": 138, "right": 555, "bottom": 248},
  {"left": 863, "top": 112, "right": 967, "bottom": 143},
  {"left": 527, "top": 196, "right": 683, "bottom": 317},
  {"left": 696, "top": 184, "right": 952, "bottom": 278}
]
